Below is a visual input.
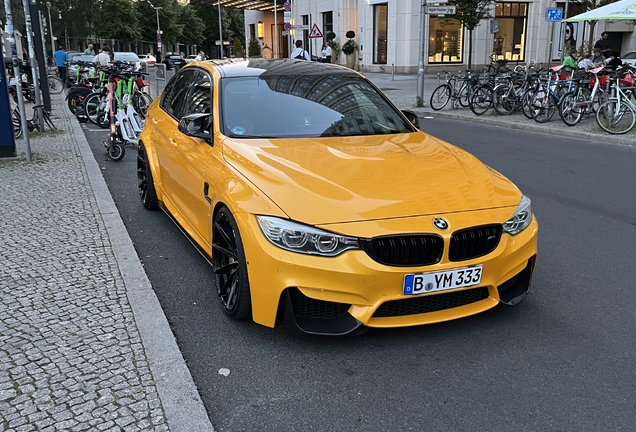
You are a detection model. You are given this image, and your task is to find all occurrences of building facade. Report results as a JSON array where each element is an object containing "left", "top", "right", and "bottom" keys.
[{"left": 244, "top": 0, "right": 636, "bottom": 73}]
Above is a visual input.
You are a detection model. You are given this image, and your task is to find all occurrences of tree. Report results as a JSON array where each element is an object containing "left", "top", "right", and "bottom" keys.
[
  {"left": 449, "top": 0, "right": 494, "bottom": 69},
  {"left": 569, "top": 0, "right": 619, "bottom": 45},
  {"left": 94, "top": 0, "right": 141, "bottom": 43},
  {"left": 176, "top": 3, "right": 204, "bottom": 46}
]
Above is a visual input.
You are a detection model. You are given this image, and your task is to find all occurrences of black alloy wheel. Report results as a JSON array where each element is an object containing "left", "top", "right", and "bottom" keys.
[
  {"left": 137, "top": 143, "right": 158, "bottom": 210},
  {"left": 212, "top": 207, "right": 252, "bottom": 320}
]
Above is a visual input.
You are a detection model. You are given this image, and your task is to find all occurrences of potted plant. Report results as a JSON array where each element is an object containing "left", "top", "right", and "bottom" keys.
[{"left": 342, "top": 30, "right": 358, "bottom": 68}]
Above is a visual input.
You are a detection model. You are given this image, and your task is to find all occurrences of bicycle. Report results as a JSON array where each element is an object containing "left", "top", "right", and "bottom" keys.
[
  {"left": 558, "top": 66, "right": 608, "bottom": 126},
  {"left": 430, "top": 70, "right": 480, "bottom": 111},
  {"left": 12, "top": 103, "right": 57, "bottom": 139},
  {"left": 595, "top": 70, "right": 636, "bottom": 134}
]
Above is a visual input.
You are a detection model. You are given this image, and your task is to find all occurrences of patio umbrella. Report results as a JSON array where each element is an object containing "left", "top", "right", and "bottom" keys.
[{"left": 566, "top": 0, "right": 636, "bottom": 21}]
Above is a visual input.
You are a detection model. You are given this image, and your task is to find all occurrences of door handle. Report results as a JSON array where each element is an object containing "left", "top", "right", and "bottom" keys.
[
  {"left": 169, "top": 138, "right": 177, "bottom": 147},
  {"left": 151, "top": 117, "right": 158, "bottom": 124}
]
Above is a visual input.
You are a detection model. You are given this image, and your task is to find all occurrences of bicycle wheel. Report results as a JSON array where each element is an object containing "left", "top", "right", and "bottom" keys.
[
  {"left": 596, "top": 99, "right": 636, "bottom": 134},
  {"left": 84, "top": 93, "right": 101, "bottom": 124},
  {"left": 521, "top": 88, "right": 538, "bottom": 120},
  {"left": 469, "top": 85, "right": 492, "bottom": 116},
  {"left": 47, "top": 75, "right": 64, "bottom": 94},
  {"left": 13, "top": 109, "right": 22, "bottom": 139},
  {"left": 133, "top": 93, "right": 153, "bottom": 118},
  {"left": 458, "top": 84, "right": 471, "bottom": 108},
  {"left": 430, "top": 84, "right": 451, "bottom": 111},
  {"left": 558, "top": 90, "right": 585, "bottom": 126},
  {"left": 492, "top": 85, "right": 516, "bottom": 115},
  {"left": 534, "top": 93, "right": 558, "bottom": 123}
]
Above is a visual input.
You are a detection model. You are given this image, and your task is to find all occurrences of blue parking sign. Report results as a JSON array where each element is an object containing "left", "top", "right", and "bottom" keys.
[{"left": 546, "top": 8, "right": 563, "bottom": 22}]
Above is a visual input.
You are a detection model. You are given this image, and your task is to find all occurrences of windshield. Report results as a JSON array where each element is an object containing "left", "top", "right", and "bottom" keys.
[
  {"left": 220, "top": 74, "right": 414, "bottom": 138},
  {"left": 114, "top": 53, "right": 139, "bottom": 62}
]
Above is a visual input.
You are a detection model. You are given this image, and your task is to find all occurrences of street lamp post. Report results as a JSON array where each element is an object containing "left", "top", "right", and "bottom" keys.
[
  {"left": 217, "top": 0, "right": 223, "bottom": 59},
  {"left": 146, "top": 0, "right": 162, "bottom": 50},
  {"left": 46, "top": 1, "right": 54, "bottom": 62}
]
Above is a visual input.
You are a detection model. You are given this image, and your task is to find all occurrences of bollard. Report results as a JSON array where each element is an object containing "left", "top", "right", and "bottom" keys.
[
  {"left": 392, "top": 64, "right": 395, "bottom": 81},
  {"left": 437, "top": 72, "right": 440, "bottom": 86}
]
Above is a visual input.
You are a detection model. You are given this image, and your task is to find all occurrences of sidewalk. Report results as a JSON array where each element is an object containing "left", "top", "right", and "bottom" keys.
[
  {"left": 364, "top": 71, "right": 635, "bottom": 147},
  {"left": 0, "top": 94, "right": 214, "bottom": 431}
]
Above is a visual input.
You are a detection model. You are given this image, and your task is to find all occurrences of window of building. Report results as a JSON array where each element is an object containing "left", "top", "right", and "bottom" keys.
[
  {"left": 322, "top": 11, "right": 333, "bottom": 43},
  {"left": 302, "top": 15, "right": 309, "bottom": 52},
  {"left": 373, "top": 4, "right": 388, "bottom": 64},
  {"left": 428, "top": 18, "right": 463, "bottom": 63},
  {"left": 493, "top": 2, "right": 528, "bottom": 62},
  {"left": 249, "top": 24, "right": 255, "bottom": 42}
]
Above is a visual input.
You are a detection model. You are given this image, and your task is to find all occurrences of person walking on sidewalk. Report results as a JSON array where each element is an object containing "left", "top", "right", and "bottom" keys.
[
  {"left": 290, "top": 40, "right": 310, "bottom": 60},
  {"left": 93, "top": 45, "right": 112, "bottom": 66},
  {"left": 84, "top": 44, "right": 95, "bottom": 56},
  {"left": 53, "top": 46, "right": 68, "bottom": 82}
]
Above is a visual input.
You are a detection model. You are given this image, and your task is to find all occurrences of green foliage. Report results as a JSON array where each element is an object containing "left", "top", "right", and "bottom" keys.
[
  {"left": 248, "top": 39, "right": 261, "bottom": 57},
  {"left": 178, "top": 4, "right": 205, "bottom": 46},
  {"left": 345, "top": 30, "right": 356, "bottom": 39},
  {"left": 326, "top": 31, "right": 336, "bottom": 42},
  {"left": 342, "top": 30, "right": 357, "bottom": 55},
  {"left": 94, "top": 0, "right": 141, "bottom": 41},
  {"left": 452, "top": 0, "right": 494, "bottom": 30},
  {"left": 232, "top": 37, "right": 244, "bottom": 57},
  {"left": 330, "top": 40, "right": 341, "bottom": 53}
]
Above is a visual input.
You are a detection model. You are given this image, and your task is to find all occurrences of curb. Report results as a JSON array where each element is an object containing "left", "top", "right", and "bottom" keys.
[{"left": 66, "top": 107, "right": 215, "bottom": 432}]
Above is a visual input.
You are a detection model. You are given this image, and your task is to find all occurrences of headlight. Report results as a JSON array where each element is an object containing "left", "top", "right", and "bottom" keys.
[
  {"left": 257, "top": 216, "right": 359, "bottom": 257},
  {"left": 503, "top": 195, "right": 532, "bottom": 235}
]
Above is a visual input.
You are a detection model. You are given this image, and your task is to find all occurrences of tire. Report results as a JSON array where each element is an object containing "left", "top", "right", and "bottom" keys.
[
  {"left": 458, "top": 84, "right": 470, "bottom": 108},
  {"left": 67, "top": 94, "right": 82, "bottom": 114},
  {"left": 596, "top": 99, "right": 636, "bottom": 134},
  {"left": 469, "top": 85, "right": 492, "bottom": 116},
  {"left": 492, "top": 84, "right": 516, "bottom": 115},
  {"left": 47, "top": 75, "right": 64, "bottom": 94},
  {"left": 212, "top": 207, "right": 252, "bottom": 320},
  {"left": 137, "top": 143, "right": 158, "bottom": 210},
  {"left": 533, "top": 93, "right": 558, "bottom": 124},
  {"left": 430, "top": 84, "right": 451, "bottom": 111},
  {"left": 13, "top": 109, "right": 22, "bottom": 139},
  {"left": 134, "top": 93, "right": 153, "bottom": 118},
  {"left": 84, "top": 93, "right": 102, "bottom": 125},
  {"left": 96, "top": 109, "right": 110, "bottom": 129},
  {"left": 108, "top": 142, "right": 125, "bottom": 161},
  {"left": 559, "top": 90, "right": 587, "bottom": 126}
]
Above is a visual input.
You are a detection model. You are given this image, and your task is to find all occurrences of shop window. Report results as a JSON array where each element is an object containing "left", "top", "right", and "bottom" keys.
[
  {"left": 493, "top": 2, "right": 528, "bottom": 62},
  {"left": 428, "top": 18, "right": 463, "bottom": 63},
  {"left": 373, "top": 4, "right": 388, "bottom": 64},
  {"left": 323, "top": 11, "right": 333, "bottom": 43}
]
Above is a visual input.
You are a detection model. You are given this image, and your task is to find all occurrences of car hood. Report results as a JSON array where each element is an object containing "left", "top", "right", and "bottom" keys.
[{"left": 221, "top": 132, "right": 522, "bottom": 225}]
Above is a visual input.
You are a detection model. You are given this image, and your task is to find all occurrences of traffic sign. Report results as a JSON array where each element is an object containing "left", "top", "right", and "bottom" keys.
[
  {"left": 284, "top": 22, "right": 292, "bottom": 31},
  {"left": 308, "top": 23, "right": 323, "bottom": 39},
  {"left": 291, "top": 24, "right": 309, "bottom": 30},
  {"left": 427, "top": 5, "right": 456, "bottom": 14},
  {"left": 283, "top": 1, "right": 291, "bottom": 11},
  {"left": 545, "top": 8, "right": 563, "bottom": 21},
  {"left": 284, "top": 11, "right": 291, "bottom": 23}
]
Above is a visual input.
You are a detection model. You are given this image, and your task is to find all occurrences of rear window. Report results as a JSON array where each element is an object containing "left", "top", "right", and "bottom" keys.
[
  {"left": 114, "top": 53, "right": 140, "bottom": 62},
  {"left": 169, "top": 55, "right": 182, "bottom": 59},
  {"left": 623, "top": 52, "right": 636, "bottom": 59}
]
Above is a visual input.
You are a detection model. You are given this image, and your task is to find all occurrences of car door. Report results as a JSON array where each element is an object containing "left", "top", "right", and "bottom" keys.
[
  {"left": 150, "top": 69, "right": 197, "bottom": 212},
  {"left": 166, "top": 69, "right": 215, "bottom": 246}
]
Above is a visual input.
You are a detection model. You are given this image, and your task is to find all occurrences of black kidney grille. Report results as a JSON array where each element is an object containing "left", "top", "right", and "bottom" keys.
[
  {"left": 289, "top": 288, "right": 351, "bottom": 319},
  {"left": 372, "top": 287, "right": 489, "bottom": 318},
  {"left": 361, "top": 235, "right": 444, "bottom": 267},
  {"left": 449, "top": 225, "right": 502, "bottom": 262}
]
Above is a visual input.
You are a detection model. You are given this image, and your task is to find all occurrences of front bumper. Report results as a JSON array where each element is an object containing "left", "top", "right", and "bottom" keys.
[{"left": 235, "top": 208, "right": 538, "bottom": 335}]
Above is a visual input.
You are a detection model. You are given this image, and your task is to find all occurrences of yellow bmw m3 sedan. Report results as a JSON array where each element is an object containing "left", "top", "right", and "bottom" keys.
[{"left": 137, "top": 58, "right": 538, "bottom": 335}]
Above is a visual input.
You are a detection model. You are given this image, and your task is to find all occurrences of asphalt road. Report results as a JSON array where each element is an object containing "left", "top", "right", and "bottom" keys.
[{"left": 82, "top": 117, "right": 636, "bottom": 432}]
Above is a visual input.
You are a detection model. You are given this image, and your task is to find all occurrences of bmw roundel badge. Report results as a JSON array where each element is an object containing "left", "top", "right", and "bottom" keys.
[{"left": 433, "top": 217, "right": 449, "bottom": 230}]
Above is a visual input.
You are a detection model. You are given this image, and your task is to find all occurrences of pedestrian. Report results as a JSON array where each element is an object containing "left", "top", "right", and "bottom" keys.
[
  {"left": 84, "top": 44, "right": 95, "bottom": 56},
  {"left": 561, "top": 48, "right": 579, "bottom": 74},
  {"left": 93, "top": 45, "right": 111, "bottom": 66},
  {"left": 577, "top": 52, "right": 594, "bottom": 70},
  {"left": 325, "top": 43, "right": 332, "bottom": 64},
  {"left": 592, "top": 48, "right": 606, "bottom": 67},
  {"left": 53, "top": 46, "right": 68, "bottom": 82},
  {"left": 198, "top": 50, "right": 206, "bottom": 60},
  {"left": 594, "top": 32, "right": 610, "bottom": 57},
  {"left": 155, "top": 49, "right": 162, "bottom": 64},
  {"left": 320, "top": 44, "right": 327, "bottom": 62},
  {"left": 290, "top": 40, "right": 310, "bottom": 60}
]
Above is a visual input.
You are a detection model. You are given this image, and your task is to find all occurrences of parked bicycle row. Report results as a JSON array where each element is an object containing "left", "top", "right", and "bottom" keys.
[{"left": 429, "top": 61, "right": 636, "bottom": 135}]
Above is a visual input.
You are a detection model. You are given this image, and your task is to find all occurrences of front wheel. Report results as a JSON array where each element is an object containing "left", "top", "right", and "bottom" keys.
[
  {"left": 430, "top": 84, "right": 451, "bottom": 111},
  {"left": 137, "top": 143, "right": 158, "bottom": 210},
  {"left": 67, "top": 94, "right": 83, "bottom": 114},
  {"left": 13, "top": 109, "right": 22, "bottom": 139},
  {"left": 212, "top": 207, "right": 252, "bottom": 320},
  {"left": 133, "top": 93, "right": 153, "bottom": 118},
  {"left": 108, "top": 142, "right": 125, "bottom": 161},
  {"left": 596, "top": 99, "right": 636, "bottom": 134},
  {"left": 559, "top": 90, "right": 587, "bottom": 126},
  {"left": 469, "top": 85, "right": 492, "bottom": 116}
]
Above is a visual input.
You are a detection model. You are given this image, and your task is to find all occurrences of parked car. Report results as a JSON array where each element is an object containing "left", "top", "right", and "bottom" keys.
[
  {"left": 162, "top": 53, "right": 187, "bottom": 69},
  {"left": 136, "top": 59, "right": 538, "bottom": 335},
  {"left": 185, "top": 54, "right": 199, "bottom": 63},
  {"left": 621, "top": 51, "right": 636, "bottom": 66},
  {"left": 113, "top": 52, "right": 141, "bottom": 71},
  {"left": 138, "top": 54, "right": 156, "bottom": 67}
]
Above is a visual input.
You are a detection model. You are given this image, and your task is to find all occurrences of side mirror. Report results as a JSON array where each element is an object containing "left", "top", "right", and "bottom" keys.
[
  {"left": 178, "top": 112, "right": 212, "bottom": 142},
  {"left": 402, "top": 110, "right": 420, "bottom": 129}
]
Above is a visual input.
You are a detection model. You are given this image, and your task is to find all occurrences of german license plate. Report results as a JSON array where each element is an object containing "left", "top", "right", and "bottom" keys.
[{"left": 403, "top": 265, "right": 483, "bottom": 295}]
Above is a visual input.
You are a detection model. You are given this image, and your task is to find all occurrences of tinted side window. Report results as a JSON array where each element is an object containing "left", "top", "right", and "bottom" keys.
[
  {"left": 182, "top": 71, "right": 212, "bottom": 117},
  {"left": 160, "top": 69, "right": 197, "bottom": 118}
]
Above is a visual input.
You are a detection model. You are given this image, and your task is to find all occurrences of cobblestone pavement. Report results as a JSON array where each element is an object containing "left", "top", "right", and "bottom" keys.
[{"left": 0, "top": 94, "right": 213, "bottom": 431}]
